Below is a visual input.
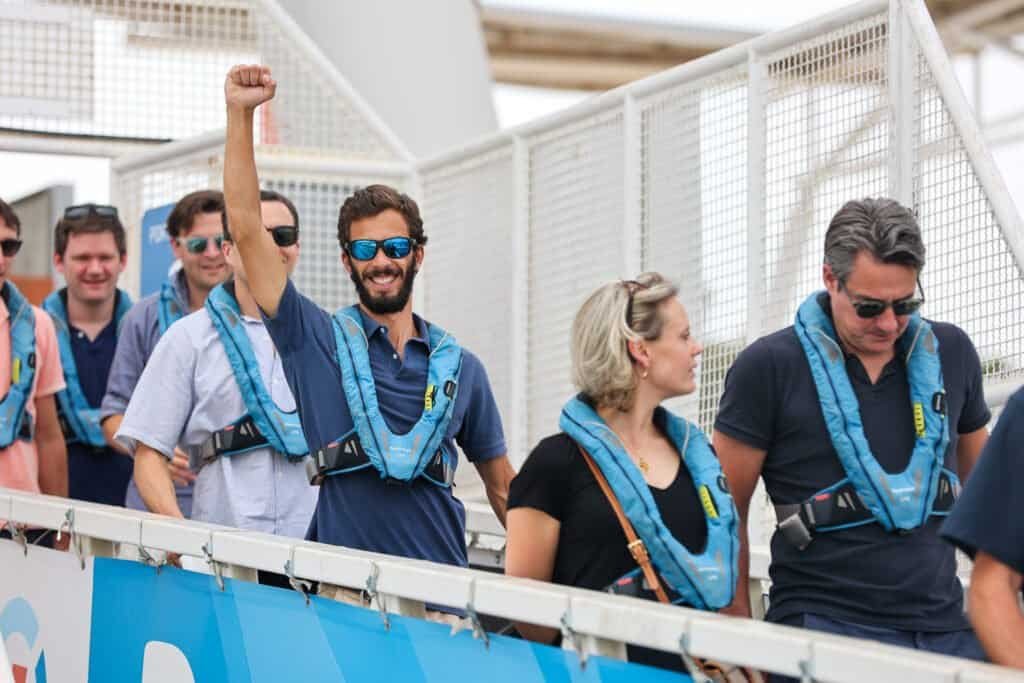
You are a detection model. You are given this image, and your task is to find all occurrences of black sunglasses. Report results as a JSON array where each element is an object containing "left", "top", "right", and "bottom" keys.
[
  {"left": 222, "top": 226, "right": 299, "bottom": 248},
  {"left": 267, "top": 225, "right": 298, "bottom": 247},
  {"left": 64, "top": 203, "right": 118, "bottom": 221},
  {"left": 0, "top": 239, "right": 22, "bottom": 258},
  {"left": 844, "top": 280, "right": 925, "bottom": 319}
]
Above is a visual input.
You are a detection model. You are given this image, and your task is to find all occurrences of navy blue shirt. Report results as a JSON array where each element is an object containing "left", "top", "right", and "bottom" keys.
[
  {"left": 263, "top": 280, "right": 507, "bottom": 567},
  {"left": 942, "top": 387, "right": 1024, "bottom": 577},
  {"left": 715, "top": 301, "right": 989, "bottom": 631},
  {"left": 65, "top": 311, "right": 133, "bottom": 506}
]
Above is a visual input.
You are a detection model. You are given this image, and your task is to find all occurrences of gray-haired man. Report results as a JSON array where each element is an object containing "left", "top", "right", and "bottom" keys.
[{"left": 713, "top": 198, "right": 990, "bottom": 669}]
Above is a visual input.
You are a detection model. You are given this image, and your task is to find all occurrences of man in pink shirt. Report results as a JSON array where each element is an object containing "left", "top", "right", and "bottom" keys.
[{"left": 0, "top": 199, "right": 68, "bottom": 548}]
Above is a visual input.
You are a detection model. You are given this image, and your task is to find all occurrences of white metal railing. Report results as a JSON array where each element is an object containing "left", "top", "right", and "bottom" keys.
[{"left": 2, "top": 488, "right": 1021, "bottom": 682}]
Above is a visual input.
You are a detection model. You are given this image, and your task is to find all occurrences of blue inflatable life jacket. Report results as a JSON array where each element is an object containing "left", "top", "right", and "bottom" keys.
[
  {"left": 785, "top": 292, "right": 954, "bottom": 541},
  {"left": 43, "top": 288, "right": 133, "bottom": 448},
  {"left": 306, "top": 306, "right": 462, "bottom": 487},
  {"left": 560, "top": 395, "right": 738, "bottom": 611},
  {"left": 157, "top": 280, "right": 186, "bottom": 335},
  {"left": 0, "top": 281, "right": 37, "bottom": 449},
  {"left": 204, "top": 283, "right": 307, "bottom": 459}
]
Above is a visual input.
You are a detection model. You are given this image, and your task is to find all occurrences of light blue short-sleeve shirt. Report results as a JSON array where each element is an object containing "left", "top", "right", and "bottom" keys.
[{"left": 116, "top": 306, "right": 317, "bottom": 538}]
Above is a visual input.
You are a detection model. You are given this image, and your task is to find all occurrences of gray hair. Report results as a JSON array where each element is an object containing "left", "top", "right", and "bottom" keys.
[
  {"left": 570, "top": 272, "right": 679, "bottom": 411},
  {"left": 824, "top": 198, "right": 925, "bottom": 285}
]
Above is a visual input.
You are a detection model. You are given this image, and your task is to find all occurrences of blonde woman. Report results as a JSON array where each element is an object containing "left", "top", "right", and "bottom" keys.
[{"left": 506, "top": 273, "right": 740, "bottom": 673}]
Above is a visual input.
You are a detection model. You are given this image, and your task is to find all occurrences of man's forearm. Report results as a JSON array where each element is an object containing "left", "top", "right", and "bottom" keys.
[
  {"left": 37, "top": 434, "right": 68, "bottom": 498},
  {"left": 224, "top": 104, "right": 261, "bottom": 244},
  {"left": 970, "top": 556, "right": 1024, "bottom": 668},
  {"left": 101, "top": 414, "right": 130, "bottom": 455},
  {"left": 134, "top": 448, "right": 184, "bottom": 518},
  {"left": 724, "top": 519, "right": 753, "bottom": 618}
]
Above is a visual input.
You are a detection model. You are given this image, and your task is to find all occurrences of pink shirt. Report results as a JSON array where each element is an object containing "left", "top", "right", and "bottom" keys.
[{"left": 0, "top": 298, "right": 65, "bottom": 494}]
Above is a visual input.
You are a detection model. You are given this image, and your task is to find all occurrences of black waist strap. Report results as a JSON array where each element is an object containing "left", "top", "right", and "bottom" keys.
[
  {"left": 307, "top": 433, "right": 454, "bottom": 487},
  {"left": 605, "top": 568, "right": 684, "bottom": 605},
  {"left": 775, "top": 471, "right": 959, "bottom": 550},
  {"left": 199, "top": 415, "right": 268, "bottom": 464}
]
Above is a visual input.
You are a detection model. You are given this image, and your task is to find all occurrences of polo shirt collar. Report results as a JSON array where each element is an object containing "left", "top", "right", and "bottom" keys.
[{"left": 354, "top": 306, "right": 429, "bottom": 346}]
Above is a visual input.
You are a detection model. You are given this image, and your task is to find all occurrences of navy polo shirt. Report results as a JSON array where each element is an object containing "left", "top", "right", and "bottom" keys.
[
  {"left": 263, "top": 280, "right": 506, "bottom": 567},
  {"left": 942, "top": 387, "right": 1024, "bottom": 577},
  {"left": 66, "top": 315, "right": 133, "bottom": 506},
  {"left": 715, "top": 296, "right": 989, "bottom": 631}
]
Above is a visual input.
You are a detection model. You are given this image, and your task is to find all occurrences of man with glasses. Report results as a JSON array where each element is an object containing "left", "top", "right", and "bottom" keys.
[
  {"left": 220, "top": 65, "right": 514, "bottom": 613},
  {"left": 714, "top": 198, "right": 990, "bottom": 670},
  {"left": 0, "top": 199, "right": 67, "bottom": 549},
  {"left": 100, "top": 190, "right": 229, "bottom": 515},
  {"left": 117, "top": 191, "right": 316, "bottom": 576},
  {"left": 44, "top": 204, "right": 134, "bottom": 506}
]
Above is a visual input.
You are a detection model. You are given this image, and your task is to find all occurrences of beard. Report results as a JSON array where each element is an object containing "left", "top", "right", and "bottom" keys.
[{"left": 351, "top": 261, "right": 418, "bottom": 314}]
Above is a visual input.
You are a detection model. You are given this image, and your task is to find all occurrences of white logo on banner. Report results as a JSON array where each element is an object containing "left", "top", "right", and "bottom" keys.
[{"left": 141, "top": 642, "right": 195, "bottom": 683}]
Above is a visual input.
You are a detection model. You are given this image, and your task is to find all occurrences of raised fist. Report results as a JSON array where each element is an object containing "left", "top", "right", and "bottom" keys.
[{"left": 225, "top": 64, "right": 276, "bottom": 111}]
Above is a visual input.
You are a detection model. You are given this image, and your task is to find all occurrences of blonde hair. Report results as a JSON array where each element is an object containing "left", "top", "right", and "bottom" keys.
[{"left": 570, "top": 272, "right": 680, "bottom": 411}]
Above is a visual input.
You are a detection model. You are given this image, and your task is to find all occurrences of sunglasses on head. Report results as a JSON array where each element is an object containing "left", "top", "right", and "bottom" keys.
[
  {"left": 845, "top": 280, "right": 925, "bottom": 319},
  {"left": 622, "top": 279, "right": 647, "bottom": 328},
  {"left": 64, "top": 203, "right": 118, "bottom": 221},
  {"left": 346, "top": 237, "right": 416, "bottom": 261},
  {"left": 179, "top": 235, "right": 224, "bottom": 254},
  {"left": 0, "top": 239, "right": 22, "bottom": 258}
]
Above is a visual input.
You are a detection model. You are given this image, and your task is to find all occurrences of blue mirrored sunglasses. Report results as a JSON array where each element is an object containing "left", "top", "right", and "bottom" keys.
[
  {"left": 346, "top": 237, "right": 416, "bottom": 261},
  {"left": 180, "top": 235, "right": 224, "bottom": 254}
]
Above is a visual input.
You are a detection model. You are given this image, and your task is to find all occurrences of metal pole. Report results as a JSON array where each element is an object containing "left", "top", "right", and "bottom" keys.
[
  {"left": 623, "top": 94, "right": 643, "bottom": 276},
  {"left": 510, "top": 137, "right": 530, "bottom": 468},
  {"left": 747, "top": 52, "right": 768, "bottom": 343},
  {"left": 889, "top": 0, "right": 917, "bottom": 207}
]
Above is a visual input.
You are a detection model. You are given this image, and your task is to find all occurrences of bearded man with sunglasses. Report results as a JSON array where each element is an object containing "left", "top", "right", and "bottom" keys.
[
  {"left": 0, "top": 199, "right": 67, "bottom": 549},
  {"left": 43, "top": 204, "right": 135, "bottom": 506},
  {"left": 221, "top": 65, "right": 514, "bottom": 613},
  {"left": 714, "top": 198, "right": 990, "bottom": 672},
  {"left": 99, "top": 190, "right": 229, "bottom": 515},
  {"left": 117, "top": 190, "right": 316, "bottom": 570}
]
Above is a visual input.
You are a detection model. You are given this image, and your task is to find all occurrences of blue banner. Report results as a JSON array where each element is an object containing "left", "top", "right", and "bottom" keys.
[
  {"left": 139, "top": 203, "right": 176, "bottom": 298},
  {"left": 88, "top": 558, "right": 687, "bottom": 682}
]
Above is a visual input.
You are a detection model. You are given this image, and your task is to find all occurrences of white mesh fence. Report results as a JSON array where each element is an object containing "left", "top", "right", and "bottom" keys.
[
  {"left": 112, "top": 141, "right": 412, "bottom": 311},
  {"left": 0, "top": 0, "right": 404, "bottom": 161}
]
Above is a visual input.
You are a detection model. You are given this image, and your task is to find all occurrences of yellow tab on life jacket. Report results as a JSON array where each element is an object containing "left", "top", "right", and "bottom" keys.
[
  {"left": 913, "top": 402, "right": 925, "bottom": 437},
  {"left": 699, "top": 485, "right": 719, "bottom": 519},
  {"left": 11, "top": 357, "right": 20, "bottom": 384},
  {"left": 424, "top": 384, "right": 435, "bottom": 411}
]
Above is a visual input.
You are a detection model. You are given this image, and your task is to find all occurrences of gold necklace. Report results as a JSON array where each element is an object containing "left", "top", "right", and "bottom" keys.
[{"left": 636, "top": 455, "right": 650, "bottom": 474}]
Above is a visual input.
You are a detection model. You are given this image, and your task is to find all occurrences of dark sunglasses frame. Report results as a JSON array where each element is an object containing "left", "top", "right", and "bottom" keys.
[
  {"left": 845, "top": 279, "right": 926, "bottom": 319},
  {"left": 0, "top": 239, "right": 22, "bottom": 258},
  {"left": 179, "top": 235, "right": 225, "bottom": 254},
  {"left": 64, "top": 203, "right": 118, "bottom": 221},
  {"left": 345, "top": 237, "right": 417, "bottom": 261},
  {"left": 267, "top": 225, "right": 299, "bottom": 247}
]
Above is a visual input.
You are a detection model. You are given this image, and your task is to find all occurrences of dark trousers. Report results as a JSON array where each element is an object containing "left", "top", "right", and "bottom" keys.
[{"left": 768, "top": 613, "right": 987, "bottom": 683}]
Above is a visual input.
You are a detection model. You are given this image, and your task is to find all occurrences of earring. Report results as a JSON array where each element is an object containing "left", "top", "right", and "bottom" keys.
[{"left": 641, "top": 368, "right": 649, "bottom": 379}]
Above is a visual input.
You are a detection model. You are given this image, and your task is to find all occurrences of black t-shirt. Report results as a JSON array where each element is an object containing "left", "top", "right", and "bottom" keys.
[
  {"left": 942, "top": 387, "right": 1024, "bottom": 575},
  {"left": 509, "top": 431, "right": 708, "bottom": 593},
  {"left": 509, "top": 424, "right": 711, "bottom": 672},
  {"left": 714, "top": 312, "right": 990, "bottom": 631}
]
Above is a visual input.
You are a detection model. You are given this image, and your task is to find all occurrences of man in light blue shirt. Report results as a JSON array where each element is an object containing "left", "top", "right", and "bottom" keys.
[
  {"left": 117, "top": 190, "right": 316, "bottom": 548},
  {"left": 100, "top": 189, "right": 229, "bottom": 515}
]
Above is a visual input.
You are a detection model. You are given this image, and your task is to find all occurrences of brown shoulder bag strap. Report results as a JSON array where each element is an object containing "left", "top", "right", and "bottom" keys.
[{"left": 575, "top": 443, "right": 671, "bottom": 604}]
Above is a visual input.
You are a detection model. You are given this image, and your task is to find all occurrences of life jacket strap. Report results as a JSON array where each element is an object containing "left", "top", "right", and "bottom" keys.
[
  {"left": 775, "top": 470, "right": 960, "bottom": 550},
  {"left": 308, "top": 433, "right": 454, "bottom": 488},
  {"left": 198, "top": 415, "right": 269, "bottom": 465}
]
